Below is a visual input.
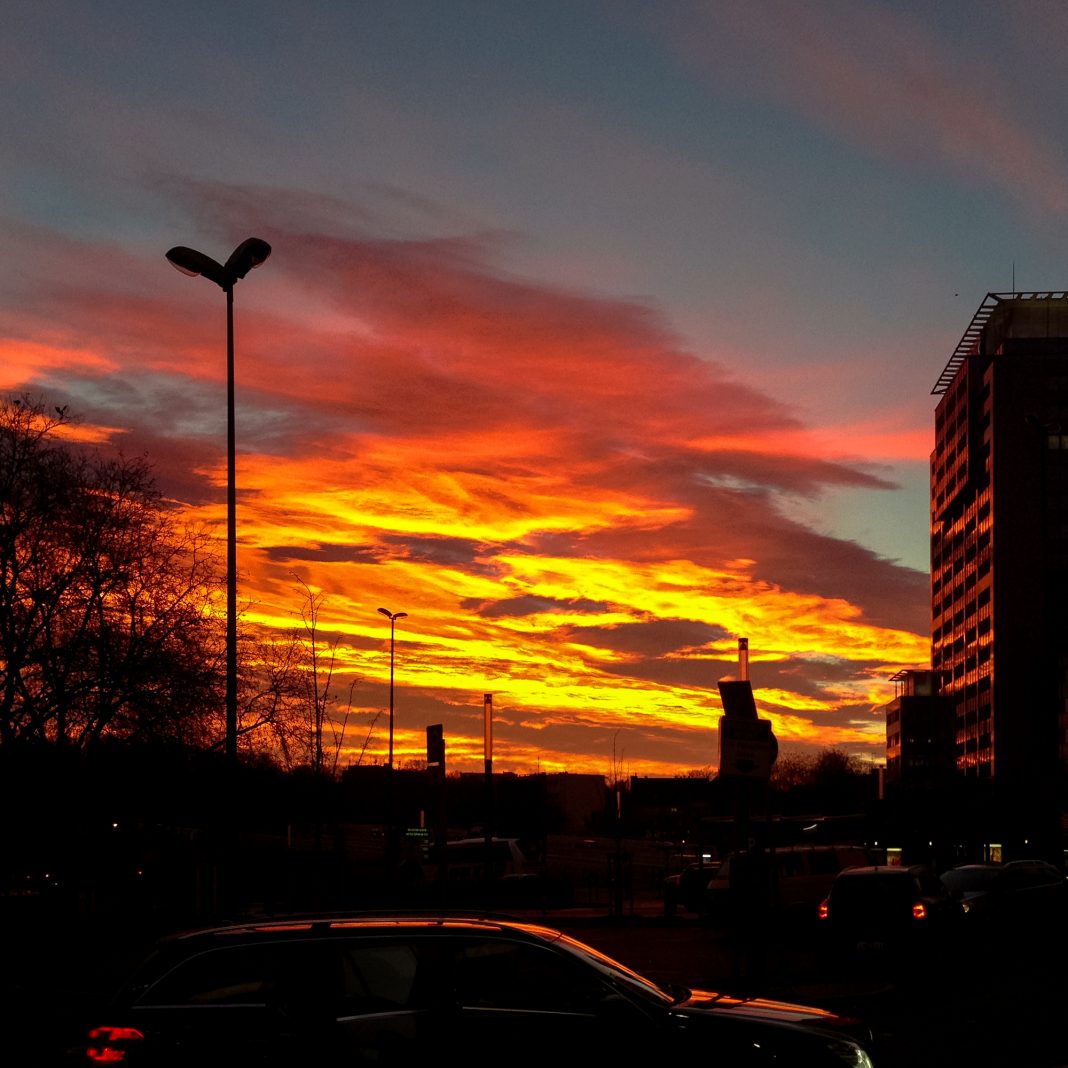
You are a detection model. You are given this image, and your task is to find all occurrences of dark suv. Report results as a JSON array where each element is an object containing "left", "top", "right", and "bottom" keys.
[
  {"left": 941, "top": 859, "right": 1067, "bottom": 936},
  {"left": 85, "top": 913, "right": 875, "bottom": 1066}
]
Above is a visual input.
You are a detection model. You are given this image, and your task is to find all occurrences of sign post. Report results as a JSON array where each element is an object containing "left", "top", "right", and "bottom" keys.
[{"left": 716, "top": 639, "right": 778, "bottom": 979}]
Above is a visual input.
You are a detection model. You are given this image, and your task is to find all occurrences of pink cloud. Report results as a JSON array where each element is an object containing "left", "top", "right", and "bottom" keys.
[{"left": 659, "top": 0, "right": 1068, "bottom": 217}]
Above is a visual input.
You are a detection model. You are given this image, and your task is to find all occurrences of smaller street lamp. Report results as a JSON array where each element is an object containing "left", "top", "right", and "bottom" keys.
[{"left": 378, "top": 608, "right": 408, "bottom": 770}]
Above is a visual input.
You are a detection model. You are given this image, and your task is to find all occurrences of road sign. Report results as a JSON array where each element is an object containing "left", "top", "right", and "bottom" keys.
[
  {"left": 718, "top": 715, "right": 777, "bottom": 779},
  {"left": 718, "top": 679, "right": 759, "bottom": 718}
]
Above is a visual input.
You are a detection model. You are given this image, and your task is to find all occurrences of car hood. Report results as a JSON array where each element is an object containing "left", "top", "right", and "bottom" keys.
[
  {"left": 668, "top": 988, "right": 874, "bottom": 1052},
  {"left": 674, "top": 988, "right": 848, "bottom": 1026}
]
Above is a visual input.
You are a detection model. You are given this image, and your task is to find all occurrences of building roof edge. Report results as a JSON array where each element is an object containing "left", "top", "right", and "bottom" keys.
[{"left": 933, "top": 291, "right": 1068, "bottom": 395}]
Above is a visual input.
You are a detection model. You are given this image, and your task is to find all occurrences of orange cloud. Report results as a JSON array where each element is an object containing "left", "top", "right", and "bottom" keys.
[
  {"left": 0, "top": 338, "right": 115, "bottom": 390},
  {"left": 3, "top": 203, "right": 929, "bottom": 775}
]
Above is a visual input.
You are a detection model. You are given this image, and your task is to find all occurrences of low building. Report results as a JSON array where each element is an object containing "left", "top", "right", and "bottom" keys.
[{"left": 885, "top": 669, "right": 956, "bottom": 793}]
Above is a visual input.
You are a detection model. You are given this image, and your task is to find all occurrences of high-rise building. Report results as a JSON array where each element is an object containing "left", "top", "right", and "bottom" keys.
[{"left": 931, "top": 293, "right": 1068, "bottom": 805}]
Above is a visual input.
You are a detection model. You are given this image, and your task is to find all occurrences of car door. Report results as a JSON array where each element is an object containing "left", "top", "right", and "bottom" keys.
[
  {"left": 440, "top": 935, "right": 655, "bottom": 1061},
  {"left": 128, "top": 938, "right": 340, "bottom": 1066},
  {"left": 331, "top": 937, "right": 433, "bottom": 1063}
]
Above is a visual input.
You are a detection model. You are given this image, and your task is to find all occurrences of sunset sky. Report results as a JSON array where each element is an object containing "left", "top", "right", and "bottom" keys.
[{"left": 4, "top": 1, "right": 1067, "bottom": 777}]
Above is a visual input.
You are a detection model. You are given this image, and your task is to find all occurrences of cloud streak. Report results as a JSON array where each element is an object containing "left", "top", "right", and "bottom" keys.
[{"left": 660, "top": 0, "right": 1068, "bottom": 218}]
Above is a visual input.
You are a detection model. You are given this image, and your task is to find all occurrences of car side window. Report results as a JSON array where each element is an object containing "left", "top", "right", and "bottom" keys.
[
  {"left": 452, "top": 939, "right": 609, "bottom": 1014},
  {"left": 336, "top": 943, "right": 419, "bottom": 1013},
  {"left": 1007, "top": 864, "right": 1061, "bottom": 890},
  {"left": 140, "top": 942, "right": 328, "bottom": 1007},
  {"left": 777, "top": 854, "right": 805, "bottom": 878}
]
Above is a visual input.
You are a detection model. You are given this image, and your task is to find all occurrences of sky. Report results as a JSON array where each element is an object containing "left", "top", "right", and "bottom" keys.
[{"left": 4, "top": 0, "right": 1067, "bottom": 778}]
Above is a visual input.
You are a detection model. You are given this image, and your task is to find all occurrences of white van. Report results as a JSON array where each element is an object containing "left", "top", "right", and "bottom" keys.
[{"left": 422, "top": 837, "right": 529, "bottom": 885}]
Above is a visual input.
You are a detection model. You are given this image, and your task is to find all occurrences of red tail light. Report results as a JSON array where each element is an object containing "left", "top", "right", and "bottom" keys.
[
  {"left": 912, "top": 902, "right": 927, "bottom": 920},
  {"left": 87, "top": 1026, "right": 144, "bottom": 1063},
  {"left": 817, "top": 900, "right": 829, "bottom": 920}
]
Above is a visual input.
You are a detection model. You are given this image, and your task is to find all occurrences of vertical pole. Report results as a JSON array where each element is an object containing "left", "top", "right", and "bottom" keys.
[
  {"left": 484, "top": 693, "right": 493, "bottom": 908},
  {"left": 386, "top": 619, "right": 396, "bottom": 879},
  {"left": 388, "top": 618, "right": 396, "bottom": 769},
  {"left": 613, "top": 785, "right": 624, "bottom": 917},
  {"left": 225, "top": 286, "right": 237, "bottom": 764}
]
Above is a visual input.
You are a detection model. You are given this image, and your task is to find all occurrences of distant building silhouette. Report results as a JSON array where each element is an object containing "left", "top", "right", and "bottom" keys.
[{"left": 929, "top": 293, "right": 1068, "bottom": 851}]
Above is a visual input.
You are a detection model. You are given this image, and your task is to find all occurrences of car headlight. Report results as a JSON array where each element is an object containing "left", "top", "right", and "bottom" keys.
[{"left": 827, "top": 1039, "right": 876, "bottom": 1067}]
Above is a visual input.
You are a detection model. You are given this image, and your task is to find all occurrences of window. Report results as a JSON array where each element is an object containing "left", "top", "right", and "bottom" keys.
[
  {"left": 452, "top": 939, "right": 607, "bottom": 1014},
  {"left": 338, "top": 943, "right": 419, "bottom": 1013},
  {"left": 141, "top": 942, "right": 328, "bottom": 1007}
]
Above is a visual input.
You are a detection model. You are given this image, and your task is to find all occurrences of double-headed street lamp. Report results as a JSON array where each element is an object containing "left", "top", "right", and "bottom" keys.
[
  {"left": 166, "top": 238, "right": 272, "bottom": 763},
  {"left": 377, "top": 607, "right": 408, "bottom": 770}
]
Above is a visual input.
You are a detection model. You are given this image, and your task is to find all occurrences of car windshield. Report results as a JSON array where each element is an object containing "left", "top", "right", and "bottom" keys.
[
  {"left": 832, "top": 871, "right": 918, "bottom": 907},
  {"left": 540, "top": 930, "right": 678, "bottom": 1007}
]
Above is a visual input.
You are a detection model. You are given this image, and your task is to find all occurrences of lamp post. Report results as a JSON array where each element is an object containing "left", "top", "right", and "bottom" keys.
[
  {"left": 377, "top": 608, "right": 408, "bottom": 770},
  {"left": 378, "top": 607, "right": 407, "bottom": 876},
  {"left": 166, "top": 238, "right": 272, "bottom": 764},
  {"left": 483, "top": 692, "right": 493, "bottom": 908}
]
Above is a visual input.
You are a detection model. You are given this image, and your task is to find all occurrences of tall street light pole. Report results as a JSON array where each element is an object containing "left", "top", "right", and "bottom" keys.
[
  {"left": 377, "top": 607, "right": 408, "bottom": 770},
  {"left": 166, "top": 238, "right": 272, "bottom": 764},
  {"left": 483, "top": 692, "right": 493, "bottom": 909}
]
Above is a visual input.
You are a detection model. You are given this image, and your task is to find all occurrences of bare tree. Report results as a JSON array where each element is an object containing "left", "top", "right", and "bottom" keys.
[
  {"left": 295, "top": 578, "right": 339, "bottom": 776},
  {"left": 609, "top": 730, "right": 630, "bottom": 790},
  {"left": 683, "top": 766, "right": 715, "bottom": 780},
  {"left": 355, "top": 709, "right": 381, "bottom": 768},
  {"left": 231, "top": 626, "right": 307, "bottom": 764},
  {"left": 0, "top": 397, "right": 221, "bottom": 749},
  {"left": 769, "top": 751, "right": 814, "bottom": 791}
]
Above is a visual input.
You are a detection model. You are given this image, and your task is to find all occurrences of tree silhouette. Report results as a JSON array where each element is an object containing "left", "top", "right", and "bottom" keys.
[{"left": 0, "top": 397, "right": 221, "bottom": 749}]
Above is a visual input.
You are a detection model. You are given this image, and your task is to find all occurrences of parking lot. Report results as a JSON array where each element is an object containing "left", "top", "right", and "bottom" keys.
[
  {"left": 8, "top": 878, "right": 1068, "bottom": 1067},
  {"left": 557, "top": 905, "right": 1068, "bottom": 1068}
]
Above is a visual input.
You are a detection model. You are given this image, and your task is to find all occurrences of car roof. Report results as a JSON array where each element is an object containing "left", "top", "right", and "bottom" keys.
[
  {"left": 120, "top": 912, "right": 569, "bottom": 989},
  {"left": 729, "top": 844, "right": 866, "bottom": 854},
  {"left": 1003, "top": 858, "right": 1061, "bottom": 871},
  {"left": 160, "top": 912, "right": 553, "bottom": 944},
  {"left": 836, "top": 864, "right": 927, "bottom": 876}
]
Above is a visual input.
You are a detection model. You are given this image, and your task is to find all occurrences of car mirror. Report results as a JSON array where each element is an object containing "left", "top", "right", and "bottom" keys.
[{"left": 597, "top": 993, "right": 643, "bottom": 1023}]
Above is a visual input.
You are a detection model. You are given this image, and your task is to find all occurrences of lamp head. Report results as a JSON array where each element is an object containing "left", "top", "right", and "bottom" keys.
[
  {"left": 166, "top": 246, "right": 229, "bottom": 288},
  {"left": 225, "top": 238, "right": 272, "bottom": 280},
  {"left": 166, "top": 238, "right": 271, "bottom": 290}
]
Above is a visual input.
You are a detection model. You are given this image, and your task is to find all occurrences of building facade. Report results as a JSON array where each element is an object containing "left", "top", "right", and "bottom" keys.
[
  {"left": 884, "top": 669, "right": 955, "bottom": 791},
  {"left": 931, "top": 293, "right": 1068, "bottom": 799}
]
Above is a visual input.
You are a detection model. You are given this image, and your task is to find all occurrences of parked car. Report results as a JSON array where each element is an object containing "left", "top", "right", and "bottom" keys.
[
  {"left": 703, "top": 845, "right": 874, "bottom": 922},
  {"left": 818, "top": 864, "right": 962, "bottom": 956},
  {"left": 941, "top": 859, "right": 1067, "bottom": 933},
  {"left": 83, "top": 913, "right": 876, "bottom": 1066},
  {"left": 663, "top": 860, "right": 721, "bottom": 915}
]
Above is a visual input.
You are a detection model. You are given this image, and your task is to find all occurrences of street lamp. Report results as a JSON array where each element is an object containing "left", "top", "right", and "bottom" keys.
[
  {"left": 377, "top": 607, "right": 408, "bottom": 769},
  {"left": 166, "top": 238, "right": 272, "bottom": 763}
]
